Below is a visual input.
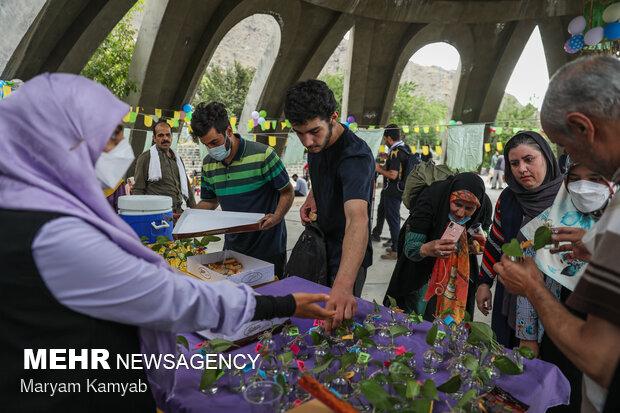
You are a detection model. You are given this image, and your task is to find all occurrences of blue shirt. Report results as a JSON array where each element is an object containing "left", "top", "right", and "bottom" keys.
[{"left": 308, "top": 125, "right": 374, "bottom": 272}]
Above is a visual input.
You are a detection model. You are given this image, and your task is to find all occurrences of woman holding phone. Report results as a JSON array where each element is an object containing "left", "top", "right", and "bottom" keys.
[{"left": 385, "top": 172, "right": 489, "bottom": 323}]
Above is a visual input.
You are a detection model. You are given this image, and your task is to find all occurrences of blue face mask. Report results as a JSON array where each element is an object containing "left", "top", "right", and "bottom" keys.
[
  {"left": 449, "top": 213, "right": 471, "bottom": 225},
  {"left": 208, "top": 134, "right": 231, "bottom": 161}
]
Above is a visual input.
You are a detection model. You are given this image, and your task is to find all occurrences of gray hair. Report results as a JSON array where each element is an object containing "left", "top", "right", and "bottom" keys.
[{"left": 541, "top": 55, "right": 620, "bottom": 135}]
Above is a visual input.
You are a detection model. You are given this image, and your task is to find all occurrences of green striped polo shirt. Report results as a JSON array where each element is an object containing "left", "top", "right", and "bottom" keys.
[{"left": 201, "top": 135, "right": 289, "bottom": 258}]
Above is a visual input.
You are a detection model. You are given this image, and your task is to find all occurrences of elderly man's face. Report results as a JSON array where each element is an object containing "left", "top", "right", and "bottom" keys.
[{"left": 544, "top": 114, "right": 620, "bottom": 180}]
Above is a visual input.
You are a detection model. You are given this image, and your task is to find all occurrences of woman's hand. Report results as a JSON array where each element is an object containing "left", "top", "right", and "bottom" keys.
[
  {"left": 519, "top": 339, "right": 540, "bottom": 358},
  {"left": 292, "top": 293, "right": 336, "bottom": 320},
  {"left": 550, "top": 227, "right": 591, "bottom": 261},
  {"left": 476, "top": 284, "right": 493, "bottom": 316},
  {"left": 421, "top": 239, "right": 457, "bottom": 258}
]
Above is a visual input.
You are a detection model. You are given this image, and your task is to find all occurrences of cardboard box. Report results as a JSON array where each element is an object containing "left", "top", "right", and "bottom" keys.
[
  {"left": 186, "top": 250, "right": 274, "bottom": 286},
  {"left": 173, "top": 209, "right": 263, "bottom": 239}
]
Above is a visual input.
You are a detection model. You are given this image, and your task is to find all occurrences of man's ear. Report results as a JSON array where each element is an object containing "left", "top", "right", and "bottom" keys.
[
  {"left": 566, "top": 112, "right": 595, "bottom": 145},
  {"left": 331, "top": 112, "right": 339, "bottom": 123}
]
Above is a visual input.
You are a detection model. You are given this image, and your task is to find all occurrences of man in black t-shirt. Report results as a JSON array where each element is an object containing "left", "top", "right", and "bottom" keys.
[
  {"left": 375, "top": 125, "right": 408, "bottom": 260},
  {"left": 284, "top": 79, "right": 374, "bottom": 333}
]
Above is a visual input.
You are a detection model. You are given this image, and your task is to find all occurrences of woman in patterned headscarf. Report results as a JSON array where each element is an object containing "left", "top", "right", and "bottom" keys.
[{"left": 385, "top": 172, "right": 489, "bottom": 322}]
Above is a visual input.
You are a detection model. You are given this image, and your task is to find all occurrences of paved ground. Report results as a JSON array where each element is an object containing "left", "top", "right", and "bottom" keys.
[{"left": 203, "top": 176, "right": 504, "bottom": 323}]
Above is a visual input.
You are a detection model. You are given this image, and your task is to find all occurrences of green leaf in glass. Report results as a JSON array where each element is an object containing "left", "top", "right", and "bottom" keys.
[
  {"left": 493, "top": 355, "right": 523, "bottom": 375},
  {"left": 437, "top": 375, "right": 462, "bottom": 393},
  {"left": 426, "top": 323, "right": 438, "bottom": 346}
]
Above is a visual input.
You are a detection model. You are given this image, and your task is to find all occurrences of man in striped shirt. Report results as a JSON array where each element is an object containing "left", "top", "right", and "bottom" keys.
[
  {"left": 494, "top": 56, "right": 620, "bottom": 412},
  {"left": 191, "top": 102, "right": 294, "bottom": 276}
]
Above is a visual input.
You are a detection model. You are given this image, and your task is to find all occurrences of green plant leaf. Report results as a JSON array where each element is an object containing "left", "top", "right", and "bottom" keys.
[
  {"left": 353, "top": 325, "right": 370, "bottom": 340},
  {"left": 201, "top": 235, "right": 221, "bottom": 243},
  {"left": 388, "top": 361, "right": 413, "bottom": 380},
  {"left": 360, "top": 337, "right": 377, "bottom": 348},
  {"left": 411, "top": 399, "right": 433, "bottom": 413},
  {"left": 501, "top": 238, "right": 523, "bottom": 257},
  {"left": 276, "top": 372, "right": 287, "bottom": 389},
  {"left": 199, "top": 368, "right": 224, "bottom": 391},
  {"left": 208, "top": 338, "right": 235, "bottom": 353},
  {"left": 278, "top": 351, "right": 294, "bottom": 366},
  {"left": 455, "top": 389, "right": 478, "bottom": 408},
  {"left": 463, "top": 311, "right": 472, "bottom": 322},
  {"left": 339, "top": 352, "right": 357, "bottom": 371},
  {"left": 467, "top": 321, "right": 495, "bottom": 346},
  {"left": 359, "top": 379, "right": 393, "bottom": 411},
  {"left": 363, "top": 322, "right": 376, "bottom": 335},
  {"left": 462, "top": 354, "right": 479, "bottom": 372},
  {"left": 388, "top": 324, "right": 409, "bottom": 337},
  {"left": 406, "top": 380, "right": 420, "bottom": 400},
  {"left": 386, "top": 295, "right": 398, "bottom": 308},
  {"left": 517, "top": 346, "right": 536, "bottom": 360},
  {"left": 437, "top": 375, "right": 462, "bottom": 393},
  {"left": 372, "top": 299, "right": 381, "bottom": 314},
  {"left": 312, "top": 356, "right": 334, "bottom": 374},
  {"left": 426, "top": 323, "right": 438, "bottom": 346},
  {"left": 310, "top": 330, "right": 324, "bottom": 346},
  {"left": 156, "top": 235, "right": 170, "bottom": 244},
  {"left": 420, "top": 379, "right": 438, "bottom": 400},
  {"left": 406, "top": 312, "right": 423, "bottom": 324},
  {"left": 533, "top": 225, "right": 553, "bottom": 250},
  {"left": 175, "top": 335, "right": 189, "bottom": 350},
  {"left": 493, "top": 355, "right": 523, "bottom": 375}
]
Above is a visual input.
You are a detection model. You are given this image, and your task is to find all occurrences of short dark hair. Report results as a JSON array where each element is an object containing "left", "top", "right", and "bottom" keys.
[
  {"left": 292, "top": 174, "right": 298, "bottom": 179},
  {"left": 384, "top": 124, "right": 401, "bottom": 141},
  {"left": 191, "top": 102, "right": 230, "bottom": 141},
  {"left": 284, "top": 79, "right": 337, "bottom": 125},
  {"left": 152, "top": 119, "right": 170, "bottom": 135}
]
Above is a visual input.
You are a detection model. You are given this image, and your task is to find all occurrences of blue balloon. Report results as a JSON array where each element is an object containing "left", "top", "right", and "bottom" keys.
[
  {"left": 182, "top": 103, "right": 193, "bottom": 113},
  {"left": 568, "top": 34, "right": 584, "bottom": 51},
  {"left": 604, "top": 22, "right": 620, "bottom": 41}
]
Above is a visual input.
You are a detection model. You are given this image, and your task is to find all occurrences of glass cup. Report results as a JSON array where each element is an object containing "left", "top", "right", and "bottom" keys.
[{"left": 243, "top": 381, "right": 284, "bottom": 413}]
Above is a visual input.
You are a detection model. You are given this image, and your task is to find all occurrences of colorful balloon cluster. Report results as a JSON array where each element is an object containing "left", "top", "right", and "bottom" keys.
[
  {"left": 249, "top": 109, "right": 268, "bottom": 128},
  {"left": 182, "top": 103, "right": 194, "bottom": 121},
  {"left": 344, "top": 115, "right": 358, "bottom": 130},
  {"left": 565, "top": 3, "right": 620, "bottom": 54}
]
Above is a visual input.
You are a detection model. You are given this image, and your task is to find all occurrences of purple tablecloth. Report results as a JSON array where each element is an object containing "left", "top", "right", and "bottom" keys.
[{"left": 153, "top": 276, "right": 570, "bottom": 412}]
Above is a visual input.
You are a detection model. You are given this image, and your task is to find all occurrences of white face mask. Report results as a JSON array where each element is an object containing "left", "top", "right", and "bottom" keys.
[
  {"left": 567, "top": 180, "right": 610, "bottom": 213},
  {"left": 95, "top": 138, "right": 135, "bottom": 189}
]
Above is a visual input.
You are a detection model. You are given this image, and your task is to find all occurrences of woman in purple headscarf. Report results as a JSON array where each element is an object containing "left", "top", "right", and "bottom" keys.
[{"left": 0, "top": 74, "right": 333, "bottom": 412}]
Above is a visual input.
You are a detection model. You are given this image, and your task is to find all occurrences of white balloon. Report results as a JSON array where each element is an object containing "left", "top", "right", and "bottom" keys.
[
  {"left": 251, "top": 111, "right": 259, "bottom": 119},
  {"left": 584, "top": 27, "right": 604, "bottom": 45},
  {"left": 568, "top": 15, "right": 587, "bottom": 35},
  {"left": 258, "top": 117, "right": 266, "bottom": 124},
  {"left": 603, "top": 2, "right": 620, "bottom": 23}
]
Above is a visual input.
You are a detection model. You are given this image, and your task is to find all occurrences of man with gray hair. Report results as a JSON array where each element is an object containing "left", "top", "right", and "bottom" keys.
[{"left": 493, "top": 55, "right": 620, "bottom": 412}]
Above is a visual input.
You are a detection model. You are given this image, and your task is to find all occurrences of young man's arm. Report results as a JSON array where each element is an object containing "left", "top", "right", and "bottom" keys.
[
  {"left": 260, "top": 183, "right": 294, "bottom": 230},
  {"left": 196, "top": 199, "right": 219, "bottom": 209},
  {"left": 325, "top": 199, "right": 368, "bottom": 332},
  {"left": 132, "top": 153, "right": 148, "bottom": 195}
]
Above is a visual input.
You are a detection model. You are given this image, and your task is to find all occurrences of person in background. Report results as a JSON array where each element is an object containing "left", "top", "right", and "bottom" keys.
[
  {"left": 133, "top": 120, "right": 196, "bottom": 217},
  {"left": 292, "top": 174, "right": 308, "bottom": 197},
  {"left": 491, "top": 151, "right": 505, "bottom": 190},
  {"left": 375, "top": 124, "right": 410, "bottom": 260},
  {"left": 476, "top": 132, "right": 564, "bottom": 348},
  {"left": 192, "top": 102, "right": 294, "bottom": 277},
  {"left": 284, "top": 79, "right": 374, "bottom": 333},
  {"left": 371, "top": 152, "right": 388, "bottom": 242},
  {"left": 494, "top": 55, "right": 620, "bottom": 413},
  {"left": 384, "top": 173, "right": 488, "bottom": 322},
  {"left": 0, "top": 74, "right": 334, "bottom": 412}
]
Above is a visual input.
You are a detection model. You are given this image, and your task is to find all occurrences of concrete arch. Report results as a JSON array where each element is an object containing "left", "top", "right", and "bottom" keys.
[
  {"left": 2, "top": 0, "right": 135, "bottom": 80},
  {"left": 379, "top": 23, "right": 472, "bottom": 124}
]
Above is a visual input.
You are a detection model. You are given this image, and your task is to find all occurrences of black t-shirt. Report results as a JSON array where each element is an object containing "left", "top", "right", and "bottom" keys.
[
  {"left": 384, "top": 144, "right": 408, "bottom": 199},
  {"left": 308, "top": 125, "right": 374, "bottom": 272}
]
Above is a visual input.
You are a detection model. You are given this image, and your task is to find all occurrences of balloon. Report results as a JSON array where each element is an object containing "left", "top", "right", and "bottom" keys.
[
  {"left": 448, "top": 120, "right": 457, "bottom": 126},
  {"left": 186, "top": 112, "right": 192, "bottom": 121},
  {"left": 259, "top": 110, "right": 267, "bottom": 118},
  {"left": 347, "top": 115, "right": 355, "bottom": 123},
  {"left": 182, "top": 103, "right": 193, "bottom": 113},
  {"left": 568, "top": 16, "right": 586, "bottom": 35},
  {"left": 563, "top": 39, "right": 579, "bottom": 54},
  {"left": 344, "top": 121, "right": 350, "bottom": 127},
  {"left": 603, "top": 2, "right": 620, "bottom": 23},
  {"left": 251, "top": 111, "right": 259, "bottom": 119},
  {"left": 567, "top": 34, "right": 585, "bottom": 52},
  {"left": 456, "top": 121, "right": 463, "bottom": 125},
  {"left": 604, "top": 22, "right": 620, "bottom": 40},
  {"left": 350, "top": 122, "right": 358, "bottom": 131},
  {"left": 258, "top": 117, "right": 266, "bottom": 125},
  {"left": 584, "top": 27, "right": 604, "bottom": 45}
]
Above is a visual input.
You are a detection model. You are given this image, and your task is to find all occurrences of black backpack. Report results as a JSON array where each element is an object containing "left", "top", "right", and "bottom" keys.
[{"left": 284, "top": 222, "right": 328, "bottom": 286}]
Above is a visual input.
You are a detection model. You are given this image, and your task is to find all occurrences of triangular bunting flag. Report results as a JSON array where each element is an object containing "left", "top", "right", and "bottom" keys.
[
  {"left": 129, "top": 112, "right": 138, "bottom": 123},
  {"left": 173, "top": 111, "right": 180, "bottom": 120},
  {"left": 497, "top": 142, "right": 504, "bottom": 151},
  {"left": 409, "top": 145, "right": 416, "bottom": 153},
  {"left": 230, "top": 116, "right": 237, "bottom": 127},
  {"left": 484, "top": 143, "right": 491, "bottom": 152},
  {"left": 435, "top": 145, "right": 443, "bottom": 155},
  {"left": 144, "top": 115, "right": 153, "bottom": 127},
  {"left": 423, "top": 126, "right": 430, "bottom": 133},
  {"left": 122, "top": 112, "right": 131, "bottom": 123},
  {"left": 422, "top": 146, "right": 430, "bottom": 155},
  {"left": 268, "top": 136, "right": 276, "bottom": 147},
  {"left": 402, "top": 126, "right": 410, "bottom": 133},
  {"left": 2, "top": 85, "right": 11, "bottom": 97},
  {"left": 280, "top": 121, "right": 287, "bottom": 130},
  {"left": 271, "top": 120, "right": 276, "bottom": 130},
  {"left": 414, "top": 126, "right": 420, "bottom": 133},
  {"left": 155, "top": 109, "right": 162, "bottom": 118}
]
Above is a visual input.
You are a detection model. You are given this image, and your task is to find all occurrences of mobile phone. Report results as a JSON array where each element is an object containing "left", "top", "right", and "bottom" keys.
[{"left": 441, "top": 221, "right": 465, "bottom": 242}]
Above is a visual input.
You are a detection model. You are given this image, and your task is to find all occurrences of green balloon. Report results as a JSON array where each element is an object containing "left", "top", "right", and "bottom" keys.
[
  {"left": 259, "top": 110, "right": 267, "bottom": 118},
  {"left": 186, "top": 112, "right": 192, "bottom": 121},
  {"left": 449, "top": 120, "right": 457, "bottom": 125}
]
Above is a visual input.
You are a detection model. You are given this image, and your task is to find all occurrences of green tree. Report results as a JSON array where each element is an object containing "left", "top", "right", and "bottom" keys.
[
  {"left": 81, "top": 1, "right": 142, "bottom": 99},
  {"left": 318, "top": 72, "right": 344, "bottom": 114},
  {"left": 494, "top": 94, "right": 540, "bottom": 132},
  {"left": 192, "top": 62, "right": 256, "bottom": 118},
  {"left": 389, "top": 81, "right": 449, "bottom": 146}
]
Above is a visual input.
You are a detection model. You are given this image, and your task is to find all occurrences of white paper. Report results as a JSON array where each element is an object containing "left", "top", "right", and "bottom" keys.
[
  {"left": 520, "top": 185, "right": 595, "bottom": 291},
  {"left": 173, "top": 209, "right": 264, "bottom": 236},
  {"left": 186, "top": 250, "right": 274, "bottom": 286}
]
